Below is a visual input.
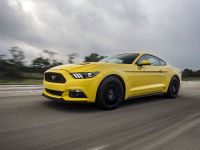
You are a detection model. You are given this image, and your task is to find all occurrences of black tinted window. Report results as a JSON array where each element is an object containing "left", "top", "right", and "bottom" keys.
[{"left": 100, "top": 53, "right": 139, "bottom": 64}]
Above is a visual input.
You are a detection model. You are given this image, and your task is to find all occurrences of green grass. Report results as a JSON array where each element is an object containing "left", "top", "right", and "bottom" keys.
[{"left": 0, "top": 79, "right": 43, "bottom": 85}]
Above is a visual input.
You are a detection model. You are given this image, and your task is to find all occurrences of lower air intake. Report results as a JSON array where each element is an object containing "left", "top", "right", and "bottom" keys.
[{"left": 45, "top": 88, "right": 63, "bottom": 96}]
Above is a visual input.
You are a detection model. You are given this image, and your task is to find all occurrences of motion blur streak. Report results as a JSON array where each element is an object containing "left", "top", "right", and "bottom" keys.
[
  {"left": 0, "top": 81, "right": 200, "bottom": 150},
  {"left": 0, "top": 85, "right": 42, "bottom": 97}
]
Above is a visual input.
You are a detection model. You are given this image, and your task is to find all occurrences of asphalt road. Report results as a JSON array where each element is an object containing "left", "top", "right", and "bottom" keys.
[{"left": 0, "top": 81, "right": 200, "bottom": 150}]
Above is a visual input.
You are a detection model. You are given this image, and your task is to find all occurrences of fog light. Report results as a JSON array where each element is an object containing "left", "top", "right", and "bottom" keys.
[{"left": 69, "top": 89, "right": 87, "bottom": 98}]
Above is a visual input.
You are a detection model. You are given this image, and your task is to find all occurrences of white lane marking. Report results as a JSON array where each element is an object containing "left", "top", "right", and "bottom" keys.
[
  {"left": 0, "top": 85, "right": 43, "bottom": 97},
  {"left": 0, "top": 85, "right": 42, "bottom": 87},
  {"left": 0, "top": 86, "right": 43, "bottom": 91},
  {"left": 88, "top": 144, "right": 110, "bottom": 150},
  {"left": 181, "top": 81, "right": 200, "bottom": 87},
  {"left": 0, "top": 90, "right": 42, "bottom": 94},
  {"left": 0, "top": 90, "right": 42, "bottom": 97},
  {"left": 0, "top": 88, "right": 42, "bottom": 92}
]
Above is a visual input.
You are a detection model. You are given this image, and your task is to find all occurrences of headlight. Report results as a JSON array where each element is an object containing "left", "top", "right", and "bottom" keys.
[{"left": 71, "top": 72, "right": 99, "bottom": 79}]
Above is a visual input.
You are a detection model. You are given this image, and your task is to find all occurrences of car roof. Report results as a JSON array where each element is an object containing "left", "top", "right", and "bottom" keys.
[{"left": 117, "top": 52, "right": 150, "bottom": 55}]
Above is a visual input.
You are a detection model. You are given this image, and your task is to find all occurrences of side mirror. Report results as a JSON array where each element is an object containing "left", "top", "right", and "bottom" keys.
[{"left": 137, "top": 60, "right": 151, "bottom": 66}]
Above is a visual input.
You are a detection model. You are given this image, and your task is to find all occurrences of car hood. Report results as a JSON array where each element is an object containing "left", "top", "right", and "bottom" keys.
[{"left": 49, "top": 62, "right": 103, "bottom": 72}]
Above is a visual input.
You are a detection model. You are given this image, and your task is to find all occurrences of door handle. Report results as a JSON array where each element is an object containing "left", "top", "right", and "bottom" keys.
[{"left": 159, "top": 70, "right": 166, "bottom": 73}]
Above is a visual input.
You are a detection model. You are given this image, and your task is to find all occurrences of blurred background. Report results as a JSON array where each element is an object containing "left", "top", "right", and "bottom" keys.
[
  {"left": 0, "top": 47, "right": 105, "bottom": 84},
  {"left": 0, "top": 0, "right": 200, "bottom": 84}
]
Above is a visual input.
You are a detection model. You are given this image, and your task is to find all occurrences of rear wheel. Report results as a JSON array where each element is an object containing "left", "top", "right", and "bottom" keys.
[
  {"left": 166, "top": 76, "right": 180, "bottom": 98},
  {"left": 96, "top": 76, "right": 124, "bottom": 110}
]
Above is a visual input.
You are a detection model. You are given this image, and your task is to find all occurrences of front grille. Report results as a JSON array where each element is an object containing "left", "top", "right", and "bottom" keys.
[
  {"left": 45, "top": 72, "right": 66, "bottom": 83},
  {"left": 45, "top": 88, "right": 63, "bottom": 96}
]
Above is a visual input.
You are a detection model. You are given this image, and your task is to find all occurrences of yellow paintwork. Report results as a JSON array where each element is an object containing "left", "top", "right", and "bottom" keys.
[{"left": 43, "top": 53, "right": 181, "bottom": 102}]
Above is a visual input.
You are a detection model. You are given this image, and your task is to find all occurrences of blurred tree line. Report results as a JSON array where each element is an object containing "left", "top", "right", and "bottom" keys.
[
  {"left": 182, "top": 69, "right": 200, "bottom": 78},
  {"left": 0, "top": 46, "right": 105, "bottom": 80}
]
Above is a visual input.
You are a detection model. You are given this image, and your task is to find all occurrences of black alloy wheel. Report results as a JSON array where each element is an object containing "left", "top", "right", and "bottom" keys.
[{"left": 96, "top": 76, "right": 124, "bottom": 110}]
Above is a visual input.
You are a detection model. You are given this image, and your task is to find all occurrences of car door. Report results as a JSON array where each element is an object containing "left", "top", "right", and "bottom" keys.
[{"left": 133, "top": 54, "right": 168, "bottom": 96}]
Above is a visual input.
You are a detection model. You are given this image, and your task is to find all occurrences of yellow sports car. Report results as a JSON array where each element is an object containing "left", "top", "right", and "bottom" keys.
[{"left": 43, "top": 53, "right": 181, "bottom": 110}]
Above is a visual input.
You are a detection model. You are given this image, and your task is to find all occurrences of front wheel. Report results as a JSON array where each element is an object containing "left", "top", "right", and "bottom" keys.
[
  {"left": 165, "top": 76, "right": 180, "bottom": 98},
  {"left": 96, "top": 76, "right": 124, "bottom": 110}
]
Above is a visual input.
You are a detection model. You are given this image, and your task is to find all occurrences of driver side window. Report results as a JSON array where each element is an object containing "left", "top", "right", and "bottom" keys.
[{"left": 138, "top": 55, "right": 161, "bottom": 66}]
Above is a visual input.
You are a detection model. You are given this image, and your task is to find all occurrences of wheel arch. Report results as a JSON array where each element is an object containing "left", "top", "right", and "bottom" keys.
[
  {"left": 165, "top": 74, "right": 180, "bottom": 93},
  {"left": 171, "top": 75, "right": 181, "bottom": 82},
  {"left": 172, "top": 74, "right": 181, "bottom": 83},
  {"left": 165, "top": 74, "right": 181, "bottom": 98},
  {"left": 96, "top": 74, "right": 126, "bottom": 100}
]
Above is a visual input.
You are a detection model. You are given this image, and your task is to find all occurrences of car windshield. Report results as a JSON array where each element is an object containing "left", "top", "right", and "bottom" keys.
[{"left": 99, "top": 53, "right": 139, "bottom": 64}]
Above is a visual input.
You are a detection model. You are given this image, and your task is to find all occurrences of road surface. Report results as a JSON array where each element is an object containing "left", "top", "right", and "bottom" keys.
[{"left": 0, "top": 81, "right": 200, "bottom": 150}]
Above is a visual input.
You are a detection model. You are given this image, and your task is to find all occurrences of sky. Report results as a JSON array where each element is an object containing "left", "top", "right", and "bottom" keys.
[{"left": 0, "top": 0, "right": 200, "bottom": 69}]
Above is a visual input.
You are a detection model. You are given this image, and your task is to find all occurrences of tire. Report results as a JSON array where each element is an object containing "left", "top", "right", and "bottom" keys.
[
  {"left": 166, "top": 76, "right": 180, "bottom": 98},
  {"left": 96, "top": 76, "right": 124, "bottom": 110}
]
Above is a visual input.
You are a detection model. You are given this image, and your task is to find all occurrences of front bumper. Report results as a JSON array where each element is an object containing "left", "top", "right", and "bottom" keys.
[
  {"left": 43, "top": 69, "right": 103, "bottom": 103},
  {"left": 43, "top": 93, "right": 65, "bottom": 102}
]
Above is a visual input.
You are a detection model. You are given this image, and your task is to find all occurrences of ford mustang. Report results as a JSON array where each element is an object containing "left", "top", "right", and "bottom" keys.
[{"left": 43, "top": 53, "right": 181, "bottom": 110}]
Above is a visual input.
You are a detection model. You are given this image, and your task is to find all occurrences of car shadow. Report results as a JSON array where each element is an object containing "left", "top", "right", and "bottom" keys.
[
  {"left": 42, "top": 95, "right": 168, "bottom": 113},
  {"left": 121, "top": 95, "right": 167, "bottom": 108},
  {"left": 43, "top": 100, "right": 99, "bottom": 113}
]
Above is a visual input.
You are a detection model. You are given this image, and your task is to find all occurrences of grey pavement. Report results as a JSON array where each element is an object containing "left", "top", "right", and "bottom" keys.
[{"left": 0, "top": 81, "right": 200, "bottom": 150}]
